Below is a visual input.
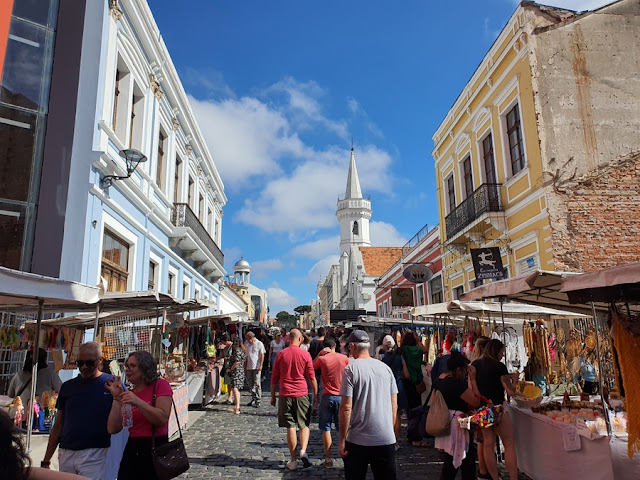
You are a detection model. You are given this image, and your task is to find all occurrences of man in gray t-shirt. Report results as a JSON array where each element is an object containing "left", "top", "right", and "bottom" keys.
[{"left": 339, "top": 330, "right": 398, "bottom": 479}]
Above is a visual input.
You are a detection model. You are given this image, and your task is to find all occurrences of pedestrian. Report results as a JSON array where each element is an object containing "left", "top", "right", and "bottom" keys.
[
  {"left": 313, "top": 336, "right": 350, "bottom": 468},
  {"left": 216, "top": 334, "right": 234, "bottom": 404},
  {"left": 271, "top": 328, "right": 318, "bottom": 471},
  {"left": 106, "top": 351, "right": 173, "bottom": 480},
  {"left": 300, "top": 331, "right": 311, "bottom": 351},
  {"left": 8, "top": 348, "right": 62, "bottom": 412},
  {"left": 227, "top": 337, "right": 246, "bottom": 414},
  {"left": 401, "top": 331, "right": 427, "bottom": 410},
  {"left": 379, "top": 337, "right": 408, "bottom": 443},
  {"left": 41, "top": 342, "right": 122, "bottom": 480},
  {"left": 244, "top": 331, "right": 265, "bottom": 407},
  {"left": 269, "top": 332, "right": 286, "bottom": 372},
  {"left": 339, "top": 330, "right": 398, "bottom": 480},
  {"left": 308, "top": 327, "right": 327, "bottom": 406}
]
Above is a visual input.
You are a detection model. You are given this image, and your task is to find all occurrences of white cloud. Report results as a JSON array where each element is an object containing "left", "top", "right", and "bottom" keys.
[
  {"left": 307, "top": 255, "right": 340, "bottom": 283},
  {"left": 267, "top": 287, "right": 299, "bottom": 313},
  {"left": 370, "top": 221, "right": 407, "bottom": 247},
  {"left": 251, "top": 259, "right": 285, "bottom": 280},
  {"left": 291, "top": 236, "right": 339, "bottom": 260}
]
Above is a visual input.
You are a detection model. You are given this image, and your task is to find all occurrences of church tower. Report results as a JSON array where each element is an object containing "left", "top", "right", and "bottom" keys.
[{"left": 337, "top": 148, "right": 371, "bottom": 257}]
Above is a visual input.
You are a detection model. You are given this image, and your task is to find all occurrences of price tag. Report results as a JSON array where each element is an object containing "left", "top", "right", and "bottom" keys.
[
  {"left": 563, "top": 426, "right": 581, "bottom": 451},
  {"left": 576, "top": 417, "right": 593, "bottom": 438}
]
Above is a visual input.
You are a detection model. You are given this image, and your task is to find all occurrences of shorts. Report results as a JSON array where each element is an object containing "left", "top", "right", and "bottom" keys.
[
  {"left": 59, "top": 447, "right": 109, "bottom": 480},
  {"left": 278, "top": 395, "right": 311, "bottom": 429},
  {"left": 318, "top": 394, "right": 341, "bottom": 431}
]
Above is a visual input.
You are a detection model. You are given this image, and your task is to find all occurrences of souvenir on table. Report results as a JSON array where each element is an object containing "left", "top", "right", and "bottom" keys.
[{"left": 13, "top": 396, "right": 25, "bottom": 426}]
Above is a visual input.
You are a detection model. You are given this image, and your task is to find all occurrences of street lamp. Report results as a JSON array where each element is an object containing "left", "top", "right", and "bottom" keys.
[{"left": 100, "top": 148, "right": 147, "bottom": 188}]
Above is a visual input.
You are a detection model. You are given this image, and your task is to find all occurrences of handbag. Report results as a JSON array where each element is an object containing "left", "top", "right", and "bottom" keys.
[
  {"left": 415, "top": 379, "right": 427, "bottom": 394},
  {"left": 425, "top": 387, "right": 451, "bottom": 437},
  {"left": 151, "top": 381, "right": 190, "bottom": 480},
  {"left": 407, "top": 387, "right": 434, "bottom": 441}
]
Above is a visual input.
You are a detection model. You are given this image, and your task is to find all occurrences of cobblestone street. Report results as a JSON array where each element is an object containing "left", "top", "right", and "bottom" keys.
[{"left": 179, "top": 385, "right": 531, "bottom": 479}]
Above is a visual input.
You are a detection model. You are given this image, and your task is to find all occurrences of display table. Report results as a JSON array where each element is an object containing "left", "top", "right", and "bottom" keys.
[
  {"left": 508, "top": 404, "right": 615, "bottom": 480},
  {"left": 186, "top": 366, "right": 221, "bottom": 406},
  {"left": 169, "top": 382, "right": 188, "bottom": 437}
]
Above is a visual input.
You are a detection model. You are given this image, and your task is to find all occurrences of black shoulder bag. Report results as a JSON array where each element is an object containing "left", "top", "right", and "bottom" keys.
[{"left": 151, "top": 380, "right": 190, "bottom": 480}]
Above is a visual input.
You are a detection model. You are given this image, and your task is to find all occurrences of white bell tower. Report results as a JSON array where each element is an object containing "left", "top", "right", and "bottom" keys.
[{"left": 337, "top": 148, "right": 371, "bottom": 257}]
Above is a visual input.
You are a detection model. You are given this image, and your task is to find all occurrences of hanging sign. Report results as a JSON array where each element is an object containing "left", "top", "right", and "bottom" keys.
[
  {"left": 470, "top": 247, "right": 505, "bottom": 280},
  {"left": 402, "top": 264, "right": 432, "bottom": 283},
  {"left": 391, "top": 287, "right": 415, "bottom": 307}
]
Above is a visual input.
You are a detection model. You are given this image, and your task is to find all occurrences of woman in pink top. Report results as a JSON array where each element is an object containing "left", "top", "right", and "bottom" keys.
[{"left": 106, "top": 351, "right": 173, "bottom": 480}]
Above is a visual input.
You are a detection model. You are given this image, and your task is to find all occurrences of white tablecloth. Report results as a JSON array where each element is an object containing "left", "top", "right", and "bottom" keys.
[{"left": 508, "top": 404, "right": 615, "bottom": 480}]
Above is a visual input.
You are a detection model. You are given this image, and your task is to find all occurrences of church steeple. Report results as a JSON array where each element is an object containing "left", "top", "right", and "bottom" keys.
[
  {"left": 337, "top": 148, "right": 372, "bottom": 257},
  {"left": 345, "top": 147, "right": 363, "bottom": 199}
]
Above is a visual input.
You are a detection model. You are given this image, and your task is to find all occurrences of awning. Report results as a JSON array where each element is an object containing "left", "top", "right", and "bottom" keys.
[
  {"left": 186, "top": 311, "right": 249, "bottom": 326},
  {"left": 459, "top": 270, "right": 601, "bottom": 314},
  {"left": 560, "top": 262, "right": 640, "bottom": 304}
]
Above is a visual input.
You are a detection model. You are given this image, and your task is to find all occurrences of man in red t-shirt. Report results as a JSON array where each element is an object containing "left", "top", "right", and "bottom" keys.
[
  {"left": 313, "top": 336, "right": 350, "bottom": 468},
  {"left": 271, "top": 329, "right": 317, "bottom": 471}
]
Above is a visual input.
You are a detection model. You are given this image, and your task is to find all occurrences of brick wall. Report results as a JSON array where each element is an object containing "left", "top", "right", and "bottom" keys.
[{"left": 548, "top": 152, "right": 640, "bottom": 272}]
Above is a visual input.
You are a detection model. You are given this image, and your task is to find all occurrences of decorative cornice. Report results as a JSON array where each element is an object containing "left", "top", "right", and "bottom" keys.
[
  {"left": 149, "top": 73, "right": 163, "bottom": 100},
  {"left": 185, "top": 144, "right": 192, "bottom": 155},
  {"left": 172, "top": 117, "right": 179, "bottom": 131}
]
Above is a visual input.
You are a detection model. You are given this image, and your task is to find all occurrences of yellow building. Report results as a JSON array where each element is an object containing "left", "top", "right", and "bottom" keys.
[{"left": 432, "top": 1, "right": 640, "bottom": 300}]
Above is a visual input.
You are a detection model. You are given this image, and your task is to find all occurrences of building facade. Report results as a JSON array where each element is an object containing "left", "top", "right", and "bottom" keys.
[
  {"left": 0, "top": 1, "right": 227, "bottom": 309},
  {"left": 432, "top": 0, "right": 640, "bottom": 300},
  {"left": 374, "top": 224, "right": 443, "bottom": 319}
]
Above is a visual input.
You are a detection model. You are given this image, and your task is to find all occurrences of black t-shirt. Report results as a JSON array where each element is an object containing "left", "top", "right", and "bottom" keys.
[
  {"left": 435, "top": 376, "right": 470, "bottom": 413},
  {"left": 472, "top": 357, "right": 509, "bottom": 405},
  {"left": 309, "top": 339, "right": 324, "bottom": 360}
]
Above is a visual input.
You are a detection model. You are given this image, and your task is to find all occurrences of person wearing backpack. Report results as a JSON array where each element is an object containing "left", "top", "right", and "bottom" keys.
[{"left": 432, "top": 352, "right": 481, "bottom": 480}]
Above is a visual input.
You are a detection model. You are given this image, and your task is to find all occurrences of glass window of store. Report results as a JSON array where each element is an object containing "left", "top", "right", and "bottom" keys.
[
  {"left": 101, "top": 230, "right": 129, "bottom": 292},
  {"left": 173, "top": 155, "right": 182, "bottom": 203},
  {"left": 0, "top": 0, "right": 58, "bottom": 270}
]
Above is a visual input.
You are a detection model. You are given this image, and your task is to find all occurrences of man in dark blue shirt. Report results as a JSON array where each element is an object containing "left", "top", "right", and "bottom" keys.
[{"left": 42, "top": 342, "right": 122, "bottom": 480}]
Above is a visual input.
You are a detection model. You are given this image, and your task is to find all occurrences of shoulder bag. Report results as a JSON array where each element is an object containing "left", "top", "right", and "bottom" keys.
[
  {"left": 425, "top": 381, "right": 451, "bottom": 437},
  {"left": 151, "top": 380, "right": 190, "bottom": 480}
]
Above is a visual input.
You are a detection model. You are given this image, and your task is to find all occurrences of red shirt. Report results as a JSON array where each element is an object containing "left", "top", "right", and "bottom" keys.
[
  {"left": 271, "top": 345, "right": 315, "bottom": 397},
  {"left": 313, "top": 352, "right": 350, "bottom": 396},
  {"left": 129, "top": 378, "right": 173, "bottom": 438}
]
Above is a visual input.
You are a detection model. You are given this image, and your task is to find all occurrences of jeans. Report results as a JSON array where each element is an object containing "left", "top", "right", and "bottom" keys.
[
  {"left": 246, "top": 369, "right": 261, "bottom": 403},
  {"left": 343, "top": 441, "right": 396, "bottom": 480}
]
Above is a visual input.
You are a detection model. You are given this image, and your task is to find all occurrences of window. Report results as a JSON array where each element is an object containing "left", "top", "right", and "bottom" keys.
[
  {"left": 352, "top": 221, "right": 359, "bottom": 236},
  {"left": 198, "top": 194, "right": 204, "bottom": 221},
  {"left": 207, "top": 208, "right": 213, "bottom": 234},
  {"left": 378, "top": 304, "right": 383, "bottom": 316},
  {"left": 188, "top": 177, "right": 194, "bottom": 209},
  {"left": 183, "top": 281, "right": 189, "bottom": 299},
  {"left": 148, "top": 261, "right": 157, "bottom": 290},
  {"left": 506, "top": 104, "right": 525, "bottom": 175},
  {"left": 168, "top": 272, "right": 175, "bottom": 295},
  {"left": 453, "top": 285, "right": 464, "bottom": 300},
  {"left": 416, "top": 284, "right": 425, "bottom": 306},
  {"left": 446, "top": 175, "right": 456, "bottom": 213},
  {"left": 215, "top": 218, "right": 220, "bottom": 244},
  {"left": 129, "top": 90, "right": 144, "bottom": 150},
  {"left": 101, "top": 230, "right": 129, "bottom": 292},
  {"left": 174, "top": 156, "right": 182, "bottom": 203},
  {"left": 482, "top": 134, "right": 496, "bottom": 184},
  {"left": 112, "top": 69, "right": 121, "bottom": 130},
  {"left": 429, "top": 276, "right": 443, "bottom": 304},
  {"left": 472, "top": 278, "right": 483, "bottom": 288},
  {"left": 156, "top": 130, "right": 166, "bottom": 190},
  {"left": 383, "top": 301, "right": 389, "bottom": 317},
  {"left": 462, "top": 156, "right": 473, "bottom": 198}
]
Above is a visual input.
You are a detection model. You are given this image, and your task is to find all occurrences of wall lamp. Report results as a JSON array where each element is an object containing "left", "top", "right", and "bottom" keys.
[{"left": 100, "top": 149, "right": 147, "bottom": 188}]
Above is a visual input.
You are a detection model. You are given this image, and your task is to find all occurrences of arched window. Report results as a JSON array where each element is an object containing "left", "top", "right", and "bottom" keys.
[{"left": 352, "top": 221, "right": 359, "bottom": 235}]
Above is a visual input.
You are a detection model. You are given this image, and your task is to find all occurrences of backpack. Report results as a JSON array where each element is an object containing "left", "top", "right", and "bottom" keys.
[{"left": 425, "top": 387, "right": 451, "bottom": 437}]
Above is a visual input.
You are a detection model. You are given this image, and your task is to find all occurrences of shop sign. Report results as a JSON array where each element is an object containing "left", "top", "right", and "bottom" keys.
[
  {"left": 402, "top": 263, "right": 432, "bottom": 283},
  {"left": 391, "top": 287, "right": 414, "bottom": 307},
  {"left": 471, "top": 247, "right": 505, "bottom": 280}
]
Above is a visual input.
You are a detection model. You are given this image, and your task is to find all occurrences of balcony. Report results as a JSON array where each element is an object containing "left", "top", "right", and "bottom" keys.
[
  {"left": 445, "top": 184, "right": 504, "bottom": 241},
  {"left": 171, "top": 203, "right": 224, "bottom": 278}
]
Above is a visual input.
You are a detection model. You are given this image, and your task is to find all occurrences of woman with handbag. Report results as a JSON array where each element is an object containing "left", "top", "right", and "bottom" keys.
[
  {"left": 471, "top": 339, "right": 518, "bottom": 480},
  {"left": 105, "top": 351, "right": 174, "bottom": 480},
  {"left": 227, "top": 337, "right": 246, "bottom": 415},
  {"left": 401, "top": 331, "right": 427, "bottom": 410},
  {"left": 433, "top": 352, "right": 482, "bottom": 480}
]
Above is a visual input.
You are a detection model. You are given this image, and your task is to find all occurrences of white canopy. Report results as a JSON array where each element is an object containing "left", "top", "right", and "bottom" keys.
[{"left": 410, "top": 300, "right": 587, "bottom": 320}]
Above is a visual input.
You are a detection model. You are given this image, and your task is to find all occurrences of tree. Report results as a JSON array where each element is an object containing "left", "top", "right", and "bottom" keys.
[
  {"left": 275, "top": 310, "right": 296, "bottom": 328},
  {"left": 294, "top": 305, "right": 311, "bottom": 315}
]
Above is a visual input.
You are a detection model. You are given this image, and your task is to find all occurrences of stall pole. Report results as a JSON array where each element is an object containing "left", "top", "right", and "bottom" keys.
[
  {"left": 92, "top": 303, "right": 101, "bottom": 341},
  {"left": 591, "top": 301, "right": 611, "bottom": 436},
  {"left": 499, "top": 297, "right": 507, "bottom": 344},
  {"left": 25, "top": 298, "right": 44, "bottom": 451}
]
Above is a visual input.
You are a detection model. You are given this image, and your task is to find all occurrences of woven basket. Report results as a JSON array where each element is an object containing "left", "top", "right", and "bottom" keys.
[{"left": 512, "top": 395, "right": 543, "bottom": 409}]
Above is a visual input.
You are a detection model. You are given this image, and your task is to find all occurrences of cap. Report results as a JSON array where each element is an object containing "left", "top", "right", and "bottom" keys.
[
  {"left": 346, "top": 329, "right": 370, "bottom": 344},
  {"left": 382, "top": 335, "right": 395, "bottom": 348}
]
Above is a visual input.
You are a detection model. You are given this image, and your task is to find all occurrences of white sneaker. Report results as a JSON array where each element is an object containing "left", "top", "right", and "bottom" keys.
[{"left": 286, "top": 460, "right": 297, "bottom": 471}]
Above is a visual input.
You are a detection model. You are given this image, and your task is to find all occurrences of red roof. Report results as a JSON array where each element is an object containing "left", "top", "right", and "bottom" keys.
[{"left": 359, "top": 247, "right": 404, "bottom": 276}]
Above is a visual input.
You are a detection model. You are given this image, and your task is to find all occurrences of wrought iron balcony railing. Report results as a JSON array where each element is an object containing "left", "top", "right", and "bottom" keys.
[
  {"left": 445, "top": 183, "right": 503, "bottom": 239},
  {"left": 172, "top": 203, "right": 224, "bottom": 266}
]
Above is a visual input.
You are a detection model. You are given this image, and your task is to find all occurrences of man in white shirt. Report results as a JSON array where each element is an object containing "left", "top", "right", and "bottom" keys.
[{"left": 244, "top": 331, "right": 266, "bottom": 407}]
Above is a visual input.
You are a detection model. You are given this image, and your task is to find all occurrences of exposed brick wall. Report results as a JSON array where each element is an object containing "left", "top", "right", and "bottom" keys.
[{"left": 548, "top": 152, "right": 640, "bottom": 272}]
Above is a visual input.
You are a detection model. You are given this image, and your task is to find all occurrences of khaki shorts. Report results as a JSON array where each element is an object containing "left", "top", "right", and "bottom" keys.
[{"left": 278, "top": 395, "right": 311, "bottom": 429}]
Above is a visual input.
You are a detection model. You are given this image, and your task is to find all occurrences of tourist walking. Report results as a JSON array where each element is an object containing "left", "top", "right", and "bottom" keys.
[
  {"left": 41, "top": 342, "right": 122, "bottom": 480},
  {"left": 269, "top": 332, "right": 286, "bottom": 372},
  {"left": 313, "top": 336, "right": 350, "bottom": 467},
  {"left": 227, "top": 337, "right": 247, "bottom": 414},
  {"left": 339, "top": 330, "right": 398, "bottom": 479},
  {"left": 271, "top": 329, "right": 318, "bottom": 471},
  {"left": 244, "top": 331, "right": 265, "bottom": 407}
]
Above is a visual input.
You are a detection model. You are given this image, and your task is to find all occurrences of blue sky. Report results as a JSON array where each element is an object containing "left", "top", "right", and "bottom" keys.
[{"left": 148, "top": 0, "right": 610, "bottom": 314}]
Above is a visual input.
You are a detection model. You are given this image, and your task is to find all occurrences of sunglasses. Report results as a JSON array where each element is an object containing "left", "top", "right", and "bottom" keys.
[{"left": 76, "top": 360, "right": 96, "bottom": 368}]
